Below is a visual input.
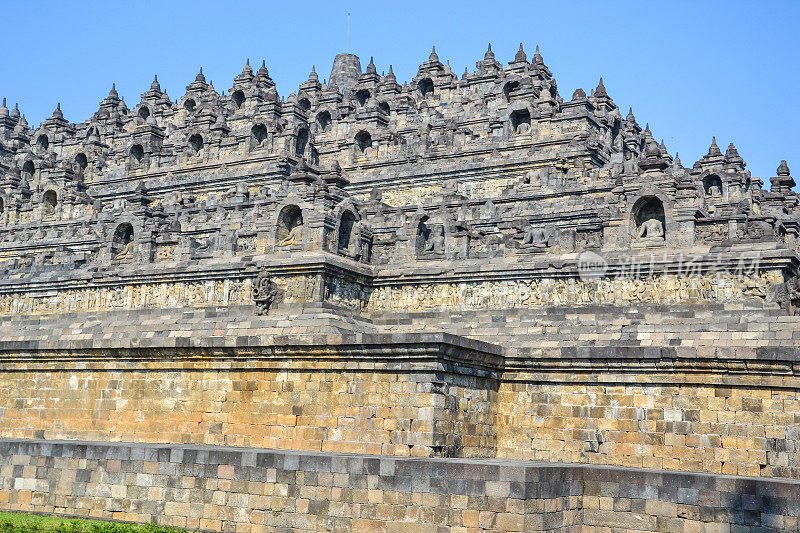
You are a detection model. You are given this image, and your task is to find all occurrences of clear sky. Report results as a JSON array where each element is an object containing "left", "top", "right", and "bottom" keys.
[{"left": 2, "top": 0, "right": 798, "bottom": 185}]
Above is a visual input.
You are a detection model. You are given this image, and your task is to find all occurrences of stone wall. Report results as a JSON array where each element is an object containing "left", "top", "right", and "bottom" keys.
[
  {"left": 0, "top": 364, "right": 497, "bottom": 460},
  {"left": 1, "top": 439, "right": 798, "bottom": 532},
  {"left": 1, "top": 337, "right": 798, "bottom": 480},
  {"left": 497, "top": 379, "right": 800, "bottom": 479}
]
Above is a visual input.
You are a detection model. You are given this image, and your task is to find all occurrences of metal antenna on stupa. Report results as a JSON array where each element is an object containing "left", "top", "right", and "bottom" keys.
[{"left": 345, "top": 12, "right": 351, "bottom": 52}]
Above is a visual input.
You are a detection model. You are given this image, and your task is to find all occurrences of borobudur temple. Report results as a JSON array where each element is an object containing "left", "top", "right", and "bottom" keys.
[{"left": 0, "top": 45, "right": 799, "bottom": 531}]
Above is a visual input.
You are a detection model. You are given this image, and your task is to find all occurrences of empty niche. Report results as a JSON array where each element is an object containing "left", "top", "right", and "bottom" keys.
[
  {"left": 503, "top": 80, "right": 520, "bottom": 102},
  {"left": 130, "top": 144, "right": 144, "bottom": 163},
  {"left": 338, "top": 211, "right": 357, "bottom": 252},
  {"left": 355, "top": 130, "right": 372, "bottom": 153},
  {"left": 231, "top": 90, "right": 245, "bottom": 109},
  {"left": 418, "top": 78, "right": 434, "bottom": 97},
  {"left": 188, "top": 134, "right": 203, "bottom": 155},
  {"left": 355, "top": 89, "right": 370, "bottom": 107},
  {"left": 74, "top": 153, "right": 88, "bottom": 172}
]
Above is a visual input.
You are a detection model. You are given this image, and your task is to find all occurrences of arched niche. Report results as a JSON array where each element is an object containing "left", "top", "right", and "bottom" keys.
[
  {"left": 378, "top": 101, "right": 390, "bottom": 115},
  {"left": 37, "top": 134, "right": 49, "bottom": 151},
  {"left": 338, "top": 210, "right": 357, "bottom": 252},
  {"left": 703, "top": 174, "right": 723, "bottom": 196},
  {"left": 355, "top": 89, "right": 370, "bottom": 107},
  {"left": 231, "top": 90, "right": 245, "bottom": 109},
  {"left": 510, "top": 109, "right": 531, "bottom": 134},
  {"left": 188, "top": 134, "right": 203, "bottom": 155},
  {"left": 418, "top": 78, "right": 434, "bottom": 97},
  {"left": 277, "top": 205, "right": 303, "bottom": 246},
  {"left": 138, "top": 106, "right": 150, "bottom": 120},
  {"left": 112, "top": 222, "right": 134, "bottom": 258},
  {"left": 503, "top": 80, "right": 520, "bottom": 102},
  {"left": 632, "top": 196, "right": 666, "bottom": 244},
  {"left": 22, "top": 160, "right": 35, "bottom": 180},
  {"left": 130, "top": 144, "right": 144, "bottom": 164},
  {"left": 74, "top": 153, "right": 88, "bottom": 172},
  {"left": 296, "top": 128, "right": 309, "bottom": 157},
  {"left": 298, "top": 97, "right": 311, "bottom": 111},
  {"left": 416, "top": 215, "right": 445, "bottom": 255},
  {"left": 184, "top": 98, "right": 196, "bottom": 113},
  {"left": 251, "top": 124, "right": 268, "bottom": 148},
  {"left": 355, "top": 130, "right": 372, "bottom": 154},
  {"left": 43, "top": 190, "right": 57, "bottom": 216},
  {"left": 316, "top": 111, "right": 332, "bottom": 132}
]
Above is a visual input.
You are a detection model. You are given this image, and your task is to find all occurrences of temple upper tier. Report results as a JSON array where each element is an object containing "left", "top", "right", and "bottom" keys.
[{"left": 0, "top": 45, "right": 796, "bottom": 310}]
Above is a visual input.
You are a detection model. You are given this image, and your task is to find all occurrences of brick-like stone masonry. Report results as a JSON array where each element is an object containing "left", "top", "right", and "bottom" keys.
[{"left": 2, "top": 439, "right": 799, "bottom": 532}]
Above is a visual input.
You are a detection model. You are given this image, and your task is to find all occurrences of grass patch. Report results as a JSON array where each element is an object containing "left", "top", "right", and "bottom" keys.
[{"left": 0, "top": 513, "right": 185, "bottom": 533}]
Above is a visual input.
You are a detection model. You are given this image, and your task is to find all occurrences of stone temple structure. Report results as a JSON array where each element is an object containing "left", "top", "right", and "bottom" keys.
[{"left": 0, "top": 45, "right": 799, "bottom": 530}]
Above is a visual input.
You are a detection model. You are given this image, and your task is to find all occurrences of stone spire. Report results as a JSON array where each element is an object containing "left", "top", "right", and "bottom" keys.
[
  {"left": 771, "top": 160, "right": 795, "bottom": 193},
  {"left": 195, "top": 67, "right": 206, "bottom": 84},
  {"left": 429, "top": 46, "right": 439, "bottom": 63},
  {"left": 14, "top": 114, "right": 28, "bottom": 135},
  {"left": 725, "top": 142, "right": 745, "bottom": 167},
  {"left": 514, "top": 43, "right": 527, "bottom": 63},
  {"left": 109, "top": 83, "right": 119, "bottom": 99},
  {"left": 532, "top": 45, "right": 544, "bottom": 66},
  {"left": 707, "top": 136, "right": 722, "bottom": 157},
  {"left": 595, "top": 77, "right": 608, "bottom": 98},
  {"left": 366, "top": 57, "right": 377, "bottom": 74},
  {"left": 150, "top": 75, "right": 161, "bottom": 91},
  {"left": 10, "top": 102, "right": 19, "bottom": 119},
  {"left": 52, "top": 102, "right": 63, "bottom": 120},
  {"left": 0, "top": 98, "right": 7, "bottom": 118},
  {"left": 308, "top": 65, "right": 319, "bottom": 83},
  {"left": 484, "top": 43, "right": 495, "bottom": 61},
  {"left": 386, "top": 65, "right": 396, "bottom": 84},
  {"left": 476, "top": 43, "right": 501, "bottom": 75},
  {"left": 256, "top": 60, "right": 275, "bottom": 89}
]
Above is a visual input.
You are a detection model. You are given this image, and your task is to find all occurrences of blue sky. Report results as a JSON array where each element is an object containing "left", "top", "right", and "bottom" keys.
[{"left": 2, "top": 1, "right": 798, "bottom": 184}]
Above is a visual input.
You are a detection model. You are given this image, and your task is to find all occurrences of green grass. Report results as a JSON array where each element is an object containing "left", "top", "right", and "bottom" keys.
[{"left": 0, "top": 513, "right": 185, "bottom": 533}]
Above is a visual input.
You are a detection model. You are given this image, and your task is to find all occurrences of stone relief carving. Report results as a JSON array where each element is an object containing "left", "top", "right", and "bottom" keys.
[
  {"left": 252, "top": 271, "right": 283, "bottom": 315},
  {"left": 369, "top": 271, "right": 782, "bottom": 312}
]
